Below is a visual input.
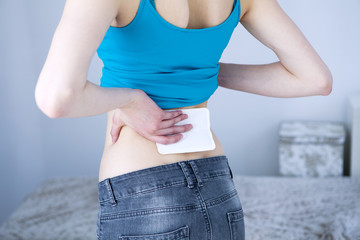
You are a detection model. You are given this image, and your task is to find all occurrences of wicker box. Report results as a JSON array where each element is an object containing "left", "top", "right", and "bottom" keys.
[{"left": 279, "top": 121, "right": 346, "bottom": 177}]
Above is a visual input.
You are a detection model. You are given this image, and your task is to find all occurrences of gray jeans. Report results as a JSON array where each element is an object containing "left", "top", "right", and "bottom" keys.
[{"left": 97, "top": 155, "right": 245, "bottom": 240}]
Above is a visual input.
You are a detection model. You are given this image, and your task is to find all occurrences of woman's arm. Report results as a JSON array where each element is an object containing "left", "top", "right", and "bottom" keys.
[
  {"left": 35, "top": 0, "right": 193, "bottom": 144},
  {"left": 35, "top": 0, "right": 138, "bottom": 118},
  {"left": 218, "top": 0, "right": 333, "bottom": 98}
]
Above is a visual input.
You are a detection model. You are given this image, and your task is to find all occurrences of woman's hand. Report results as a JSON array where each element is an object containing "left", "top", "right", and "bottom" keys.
[{"left": 110, "top": 89, "right": 193, "bottom": 145}]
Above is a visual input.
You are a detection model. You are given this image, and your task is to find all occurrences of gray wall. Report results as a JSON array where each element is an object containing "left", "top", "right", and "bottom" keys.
[{"left": 0, "top": 0, "right": 359, "bottom": 225}]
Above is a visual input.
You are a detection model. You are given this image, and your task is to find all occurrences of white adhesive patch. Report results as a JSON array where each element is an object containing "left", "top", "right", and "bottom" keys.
[{"left": 156, "top": 108, "right": 216, "bottom": 154}]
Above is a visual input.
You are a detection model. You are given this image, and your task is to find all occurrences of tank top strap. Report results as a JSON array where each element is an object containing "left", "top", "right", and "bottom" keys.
[{"left": 148, "top": 0, "right": 156, "bottom": 9}]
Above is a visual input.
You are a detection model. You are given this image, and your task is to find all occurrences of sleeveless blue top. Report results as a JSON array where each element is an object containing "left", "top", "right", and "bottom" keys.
[{"left": 97, "top": 0, "right": 240, "bottom": 109}]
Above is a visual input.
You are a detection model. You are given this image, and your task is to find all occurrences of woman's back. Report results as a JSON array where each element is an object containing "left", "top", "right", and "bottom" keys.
[
  {"left": 110, "top": 0, "right": 239, "bottom": 30},
  {"left": 98, "top": 0, "right": 243, "bottom": 182},
  {"left": 98, "top": 0, "right": 239, "bottom": 109}
]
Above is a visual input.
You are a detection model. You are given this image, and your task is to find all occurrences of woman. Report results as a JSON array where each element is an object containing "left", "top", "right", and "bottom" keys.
[{"left": 35, "top": 0, "right": 332, "bottom": 239}]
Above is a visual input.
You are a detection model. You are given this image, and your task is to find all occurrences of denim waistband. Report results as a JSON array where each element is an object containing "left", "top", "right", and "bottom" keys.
[{"left": 98, "top": 155, "right": 233, "bottom": 205}]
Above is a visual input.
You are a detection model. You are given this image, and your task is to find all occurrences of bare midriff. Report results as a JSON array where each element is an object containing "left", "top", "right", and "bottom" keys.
[{"left": 98, "top": 100, "right": 226, "bottom": 182}]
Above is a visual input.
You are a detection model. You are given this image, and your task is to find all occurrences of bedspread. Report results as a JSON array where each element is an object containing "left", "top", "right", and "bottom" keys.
[{"left": 0, "top": 176, "right": 359, "bottom": 240}]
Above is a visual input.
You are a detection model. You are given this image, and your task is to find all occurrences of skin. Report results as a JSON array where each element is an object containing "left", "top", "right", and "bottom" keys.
[{"left": 35, "top": 0, "right": 332, "bottom": 182}]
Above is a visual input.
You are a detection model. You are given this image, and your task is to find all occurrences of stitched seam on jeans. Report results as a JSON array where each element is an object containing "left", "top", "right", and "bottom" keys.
[
  {"left": 100, "top": 174, "right": 230, "bottom": 204},
  {"left": 100, "top": 181, "right": 185, "bottom": 204},
  {"left": 194, "top": 186, "right": 212, "bottom": 239},
  {"left": 200, "top": 173, "right": 230, "bottom": 180},
  {"left": 205, "top": 189, "right": 238, "bottom": 208},
  {"left": 100, "top": 204, "right": 201, "bottom": 221}
]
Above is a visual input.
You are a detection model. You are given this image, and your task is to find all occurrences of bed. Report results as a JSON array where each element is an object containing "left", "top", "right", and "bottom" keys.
[{"left": 0, "top": 175, "right": 359, "bottom": 240}]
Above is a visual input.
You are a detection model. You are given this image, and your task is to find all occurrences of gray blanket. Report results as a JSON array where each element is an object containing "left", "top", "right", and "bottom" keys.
[{"left": 1, "top": 176, "right": 359, "bottom": 240}]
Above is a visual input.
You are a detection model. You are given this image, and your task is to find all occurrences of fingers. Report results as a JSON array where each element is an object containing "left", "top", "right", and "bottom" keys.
[
  {"left": 110, "top": 110, "right": 125, "bottom": 144},
  {"left": 155, "top": 124, "right": 193, "bottom": 136},
  {"left": 151, "top": 133, "right": 184, "bottom": 145},
  {"left": 110, "top": 122, "right": 124, "bottom": 144},
  {"left": 160, "top": 113, "right": 189, "bottom": 129},
  {"left": 153, "top": 110, "right": 193, "bottom": 144},
  {"left": 110, "top": 108, "right": 192, "bottom": 145},
  {"left": 162, "top": 110, "right": 183, "bottom": 120}
]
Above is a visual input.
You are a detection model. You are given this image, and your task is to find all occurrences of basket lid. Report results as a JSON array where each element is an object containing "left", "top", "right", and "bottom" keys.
[{"left": 279, "top": 121, "right": 346, "bottom": 144}]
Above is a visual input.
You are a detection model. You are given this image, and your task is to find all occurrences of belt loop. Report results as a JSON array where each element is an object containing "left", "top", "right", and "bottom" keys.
[
  {"left": 104, "top": 178, "right": 117, "bottom": 206},
  {"left": 178, "top": 162, "right": 195, "bottom": 188},
  {"left": 227, "top": 161, "right": 233, "bottom": 179},
  {"left": 189, "top": 161, "right": 203, "bottom": 187}
]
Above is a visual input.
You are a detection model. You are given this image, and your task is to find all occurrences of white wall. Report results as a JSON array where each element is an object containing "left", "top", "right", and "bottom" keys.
[{"left": 1, "top": 0, "right": 359, "bottom": 225}]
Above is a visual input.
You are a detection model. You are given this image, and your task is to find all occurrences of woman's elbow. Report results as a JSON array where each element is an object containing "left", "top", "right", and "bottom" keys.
[
  {"left": 35, "top": 81, "right": 74, "bottom": 118},
  {"left": 317, "top": 70, "right": 333, "bottom": 96}
]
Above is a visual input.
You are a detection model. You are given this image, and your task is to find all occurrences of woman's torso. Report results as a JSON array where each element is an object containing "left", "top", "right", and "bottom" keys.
[
  {"left": 98, "top": 0, "right": 242, "bottom": 182},
  {"left": 99, "top": 101, "right": 226, "bottom": 182}
]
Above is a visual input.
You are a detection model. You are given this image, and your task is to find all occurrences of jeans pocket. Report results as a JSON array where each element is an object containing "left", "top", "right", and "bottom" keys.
[
  {"left": 227, "top": 208, "right": 245, "bottom": 240},
  {"left": 118, "top": 225, "right": 189, "bottom": 240}
]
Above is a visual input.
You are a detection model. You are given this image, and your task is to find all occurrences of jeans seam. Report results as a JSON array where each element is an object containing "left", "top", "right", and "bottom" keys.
[
  {"left": 100, "top": 173, "right": 232, "bottom": 205},
  {"left": 206, "top": 189, "right": 239, "bottom": 208},
  {"left": 193, "top": 186, "right": 212, "bottom": 240},
  {"left": 100, "top": 204, "right": 201, "bottom": 221},
  {"left": 99, "top": 181, "right": 185, "bottom": 204}
]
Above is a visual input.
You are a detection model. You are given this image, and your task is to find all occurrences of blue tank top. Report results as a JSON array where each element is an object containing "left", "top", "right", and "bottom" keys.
[{"left": 97, "top": 0, "right": 240, "bottom": 109}]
